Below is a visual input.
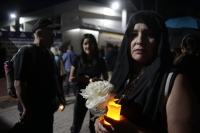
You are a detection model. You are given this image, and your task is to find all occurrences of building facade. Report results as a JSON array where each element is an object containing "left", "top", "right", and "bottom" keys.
[{"left": 0, "top": 0, "right": 136, "bottom": 54}]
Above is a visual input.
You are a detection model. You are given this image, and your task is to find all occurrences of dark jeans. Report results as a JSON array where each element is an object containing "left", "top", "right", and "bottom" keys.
[
  {"left": 70, "top": 91, "right": 95, "bottom": 133},
  {"left": 65, "top": 72, "right": 77, "bottom": 95},
  {"left": 10, "top": 111, "right": 54, "bottom": 133},
  {"left": 30, "top": 112, "right": 54, "bottom": 133},
  {"left": 15, "top": 99, "right": 57, "bottom": 133}
]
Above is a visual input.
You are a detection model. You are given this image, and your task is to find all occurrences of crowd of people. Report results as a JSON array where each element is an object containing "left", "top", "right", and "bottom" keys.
[{"left": 9, "top": 10, "right": 200, "bottom": 133}]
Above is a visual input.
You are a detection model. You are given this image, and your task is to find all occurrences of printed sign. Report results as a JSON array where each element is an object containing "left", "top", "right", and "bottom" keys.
[{"left": 0, "top": 31, "right": 62, "bottom": 60}]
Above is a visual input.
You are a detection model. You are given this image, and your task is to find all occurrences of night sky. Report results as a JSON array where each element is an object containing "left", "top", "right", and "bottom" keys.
[
  {"left": 0, "top": 0, "right": 69, "bottom": 21},
  {"left": 0, "top": 0, "right": 199, "bottom": 22}
]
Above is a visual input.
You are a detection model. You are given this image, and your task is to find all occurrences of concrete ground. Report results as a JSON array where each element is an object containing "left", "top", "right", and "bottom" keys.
[{"left": 0, "top": 77, "right": 91, "bottom": 133}]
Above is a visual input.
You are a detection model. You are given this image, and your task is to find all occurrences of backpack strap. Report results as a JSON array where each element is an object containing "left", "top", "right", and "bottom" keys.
[
  {"left": 11, "top": 45, "right": 36, "bottom": 67},
  {"left": 11, "top": 45, "right": 28, "bottom": 62},
  {"left": 164, "top": 72, "right": 173, "bottom": 99}
]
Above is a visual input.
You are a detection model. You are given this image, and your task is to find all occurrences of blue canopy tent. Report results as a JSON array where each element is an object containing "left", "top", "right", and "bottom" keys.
[
  {"left": 166, "top": 16, "right": 200, "bottom": 29},
  {"left": 165, "top": 16, "right": 200, "bottom": 48}
]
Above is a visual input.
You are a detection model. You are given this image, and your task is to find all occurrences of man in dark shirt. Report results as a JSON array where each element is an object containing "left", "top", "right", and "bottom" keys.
[{"left": 13, "top": 18, "right": 65, "bottom": 133}]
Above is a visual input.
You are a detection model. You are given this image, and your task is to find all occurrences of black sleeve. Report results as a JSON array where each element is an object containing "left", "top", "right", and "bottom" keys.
[
  {"left": 72, "top": 55, "right": 80, "bottom": 68},
  {"left": 14, "top": 47, "right": 32, "bottom": 80}
]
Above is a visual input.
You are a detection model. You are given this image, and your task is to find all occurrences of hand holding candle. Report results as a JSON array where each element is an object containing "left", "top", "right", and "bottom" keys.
[
  {"left": 107, "top": 101, "right": 121, "bottom": 120},
  {"left": 104, "top": 101, "right": 121, "bottom": 125},
  {"left": 99, "top": 115, "right": 138, "bottom": 133}
]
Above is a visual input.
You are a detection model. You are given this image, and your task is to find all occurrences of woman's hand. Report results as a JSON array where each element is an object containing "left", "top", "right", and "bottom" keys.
[
  {"left": 104, "top": 115, "right": 137, "bottom": 133},
  {"left": 95, "top": 115, "right": 155, "bottom": 133},
  {"left": 94, "top": 115, "right": 137, "bottom": 133},
  {"left": 94, "top": 117, "right": 109, "bottom": 133}
]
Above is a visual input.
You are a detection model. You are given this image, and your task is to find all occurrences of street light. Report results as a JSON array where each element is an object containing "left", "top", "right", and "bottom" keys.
[
  {"left": 10, "top": 13, "right": 16, "bottom": 18},
  {"left": 111, "top": 2, "right": 119, "bottom": 10}
]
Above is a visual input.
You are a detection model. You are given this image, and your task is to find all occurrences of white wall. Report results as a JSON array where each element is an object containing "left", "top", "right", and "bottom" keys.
[
  {"left": 98, "top": 32, "right": 123, "bottom": 47},
  {"left": 79, "top": 1, "right": 121, "bottom": 17},
  {"left": 82, "top": 18, "right": 121, "bottom": 32},
  {"left": 79, "top": 29, "right": 99, "bottom": 44},
  {"left": 62, "top": 29, "right": 80, "bottom": 54},
  {"left": 24, "top": 22, "right": 32, "bottom": 32},
  {"left": 10, "top": 26, "right": 15, "bottom": 31},
  {"left": 61, "top": 11, "right": 80, "bottom": 31}
]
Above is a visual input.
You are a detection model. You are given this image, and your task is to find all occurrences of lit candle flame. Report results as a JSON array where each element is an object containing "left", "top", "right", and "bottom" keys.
[
  {"left": 58, "top": 104, "right": 64, "bottom": 111},
  {"left": 104, "top": 101, "right": 121, "bottom": 125}
]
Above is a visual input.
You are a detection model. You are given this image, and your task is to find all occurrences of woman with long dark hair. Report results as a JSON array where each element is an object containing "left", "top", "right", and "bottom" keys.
[
  {"left": 69, "top": 34, "right": 108, "bottom": 133},
  {"left": 174, "top": 34, "right": 199, "bottom": 65},
  {"left": 174, "top": 34, "right": 200, "bottom": 105},
  {"left": 94, "top": 11, "right": 200, "bottom": 133}
]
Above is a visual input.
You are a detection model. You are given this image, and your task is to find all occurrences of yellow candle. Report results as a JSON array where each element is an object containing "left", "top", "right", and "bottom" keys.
[
  {"left": 107, "top": 101, "right": 121, "bottom": 120},
  {"left": 104, "top": 101, "right": 121, "bottom": 125}
]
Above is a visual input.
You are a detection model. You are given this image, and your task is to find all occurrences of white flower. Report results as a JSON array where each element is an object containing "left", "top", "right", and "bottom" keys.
[{"left": 80, "top": 80, "right": 115, "bottom": 111}]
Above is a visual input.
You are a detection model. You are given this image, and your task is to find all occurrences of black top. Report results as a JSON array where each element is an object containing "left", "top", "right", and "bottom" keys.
[
  {"left": 174, "top": 54, "right": 200, "bottom": 104},
  {"left": 14, "top": 44, "right": 58, "bottom": 112},
  {"left": 72, "top": 55, "right": 107, "bottom": 90}
]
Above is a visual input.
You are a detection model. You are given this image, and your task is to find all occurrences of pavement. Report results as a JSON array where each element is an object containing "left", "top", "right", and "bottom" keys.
[{"left": 0, "top": 77, "right": 90, "bottom": 133}]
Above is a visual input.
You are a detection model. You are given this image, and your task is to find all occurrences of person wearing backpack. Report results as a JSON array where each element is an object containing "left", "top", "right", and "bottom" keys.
[{"left": 12, "top": 18, "right": 65, "bottom": 133}]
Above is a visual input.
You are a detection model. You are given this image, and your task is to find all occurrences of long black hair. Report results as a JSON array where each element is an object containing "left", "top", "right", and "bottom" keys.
[
  {"left": 174, "top": 34, "right": 199, "bottom": 65},
  {"left": 79, "top": 34, "right": 99, "bottom": 68}
]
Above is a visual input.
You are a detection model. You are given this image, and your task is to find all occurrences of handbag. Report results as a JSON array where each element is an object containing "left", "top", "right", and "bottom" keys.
[{"left": 60, "top": 59, "right": 66, "bottom": 76}]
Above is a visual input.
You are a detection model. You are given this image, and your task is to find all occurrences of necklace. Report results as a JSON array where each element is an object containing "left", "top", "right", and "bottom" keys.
[{"left": 117, "top": 67, "right": 145, "bottom": 104}]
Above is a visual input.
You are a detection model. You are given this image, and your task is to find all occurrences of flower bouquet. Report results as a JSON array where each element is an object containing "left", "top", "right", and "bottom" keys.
[{"left": 80, "top": 80, "right": 121, "bottom": 123}]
